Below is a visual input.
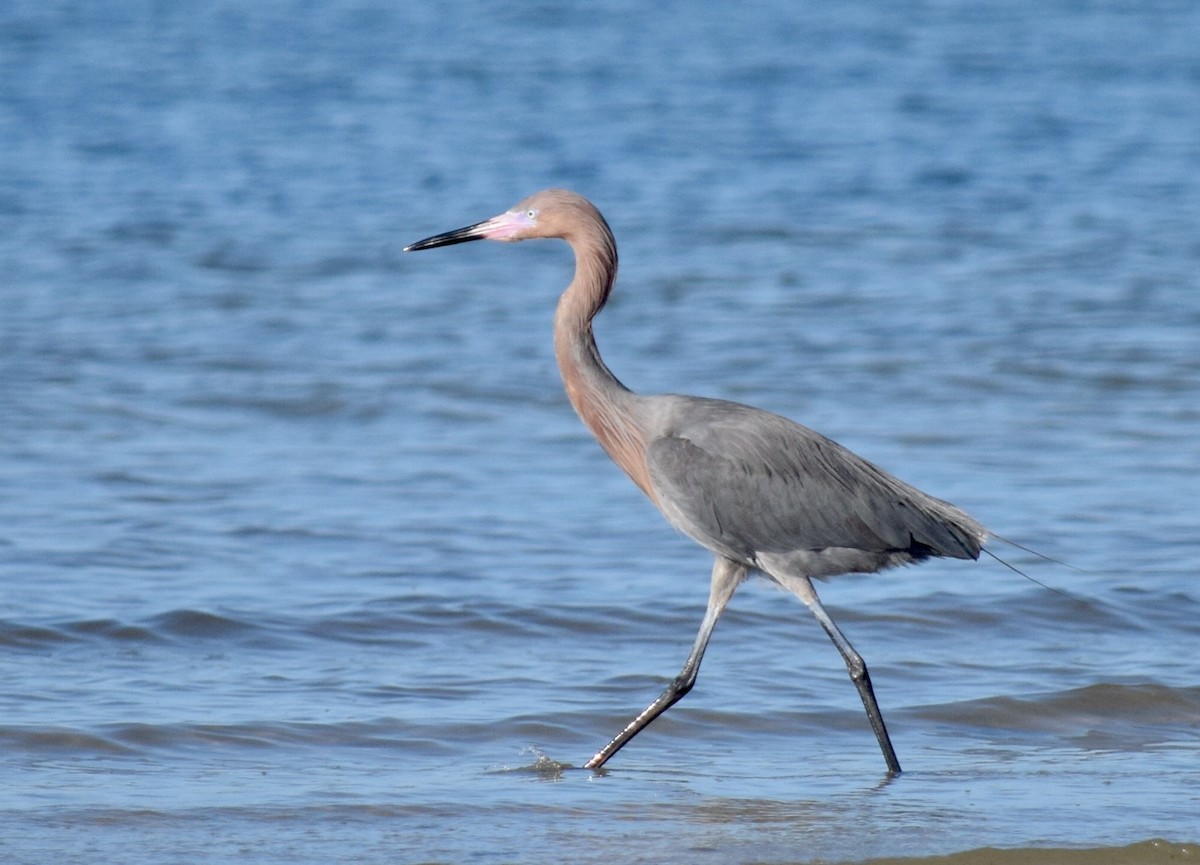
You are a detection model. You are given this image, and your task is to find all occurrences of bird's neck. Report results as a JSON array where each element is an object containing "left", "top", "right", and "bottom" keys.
[{"left": 553, "top": 233, "right": 655, "bottom": 500}]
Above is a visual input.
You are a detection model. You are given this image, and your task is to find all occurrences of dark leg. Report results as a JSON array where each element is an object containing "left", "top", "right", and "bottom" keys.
[
  {"left": 772, "top": 572, "right": 902, "bottom": 774},
  {"left": 584, "top": 557, "right": 747, "bottom": 769}
]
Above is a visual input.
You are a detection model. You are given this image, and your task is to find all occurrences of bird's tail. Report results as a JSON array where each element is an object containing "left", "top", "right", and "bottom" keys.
[{"left": 983, "top": 533, "right": 1084, "bottom": 600}]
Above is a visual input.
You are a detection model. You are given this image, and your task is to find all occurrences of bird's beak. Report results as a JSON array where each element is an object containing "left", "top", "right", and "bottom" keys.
[{"left": 404, "top": 209, "right": 532, "bottom": 252}]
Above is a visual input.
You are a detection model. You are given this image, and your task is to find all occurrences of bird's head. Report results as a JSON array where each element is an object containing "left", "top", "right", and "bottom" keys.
[{"left": 404, "top": 189, "right": 604, "bottom": 251}]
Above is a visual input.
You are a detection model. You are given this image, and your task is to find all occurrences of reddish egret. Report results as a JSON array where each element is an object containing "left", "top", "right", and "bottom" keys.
[{"left": 405, "top": 189, "right": 986, "bottom": 773}]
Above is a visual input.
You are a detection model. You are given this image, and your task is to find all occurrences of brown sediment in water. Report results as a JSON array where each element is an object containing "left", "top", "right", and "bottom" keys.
[{"left": 852, "top": 838, "right": 1195, "bottom": 865}]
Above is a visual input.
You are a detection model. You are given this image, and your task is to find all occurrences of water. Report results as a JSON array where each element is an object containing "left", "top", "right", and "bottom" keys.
[{"left": 2, "top": 1, "right": 1199, "bottom": 862}]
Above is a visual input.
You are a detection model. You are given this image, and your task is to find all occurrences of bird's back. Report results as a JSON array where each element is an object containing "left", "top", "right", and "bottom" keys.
[{"left": 638, "top": 395, "right": 986, "bottom": 578}]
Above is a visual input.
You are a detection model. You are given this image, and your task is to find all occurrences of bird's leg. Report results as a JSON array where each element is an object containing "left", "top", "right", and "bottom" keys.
[
  {"left": 584, "top": 557, "right": 747, "bottom": 770},
  {"left": 772, "top": 572, "right": 902, "bottom": 774}
]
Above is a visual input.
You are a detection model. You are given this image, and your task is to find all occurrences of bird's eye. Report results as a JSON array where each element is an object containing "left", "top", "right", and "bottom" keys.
[{"left": 525, "top": 209, "right": 538, "bottom": 220}]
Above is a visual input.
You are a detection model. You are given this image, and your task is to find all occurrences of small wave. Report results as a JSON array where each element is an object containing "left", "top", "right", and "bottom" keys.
[
  {"left": 181, "top": 387, "right": 349, "bottom": 420},
  {"left": 0, "top": 619, "right": 79, "bottom": 649},
  {"left": 2, "top": 716, "right": 528, "bottom": 758},
  {"left": 0, "top": 725, "right": 133, "bottom": 755},
  {"left": 913, "top": 682, "right": 1200, "bottom": 748},
  {"left": 148, "top": 608, "right": 263, "bottom": 640},
  {"left": 0, "top": 611, "right": 278, "bottom": 650},
  {"left": 62, "top": 618, "right": 164, "bottom": 643}
]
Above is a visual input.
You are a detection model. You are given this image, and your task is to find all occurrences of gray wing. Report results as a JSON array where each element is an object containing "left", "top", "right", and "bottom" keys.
[{"left": 644, "top": 397, "right": 984, "bottom": 573}]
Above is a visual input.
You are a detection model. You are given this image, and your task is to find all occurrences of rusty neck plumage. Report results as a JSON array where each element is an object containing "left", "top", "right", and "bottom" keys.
[{"left": 551, "top": 210, "right": 655, "bottom": 500}]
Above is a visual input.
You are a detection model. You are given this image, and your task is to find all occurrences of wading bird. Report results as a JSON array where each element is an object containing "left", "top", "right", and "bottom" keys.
[{"left": 405, "top": 189, "right": 986, "bottom": 773}]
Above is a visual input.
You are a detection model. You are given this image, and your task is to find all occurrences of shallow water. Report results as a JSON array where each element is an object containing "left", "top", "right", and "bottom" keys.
[{"left": 2, "top": 1, "right": 1199, "bottom": 862}]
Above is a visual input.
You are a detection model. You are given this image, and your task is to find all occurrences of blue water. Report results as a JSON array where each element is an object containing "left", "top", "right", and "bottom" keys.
[{"left": 2, "top": 1, "right": 1199, "bottom": 863}]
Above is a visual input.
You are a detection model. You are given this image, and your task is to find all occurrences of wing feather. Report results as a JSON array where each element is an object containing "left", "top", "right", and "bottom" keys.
[{"left": 644, "top": 398, "right": 983, "bottom": 572}]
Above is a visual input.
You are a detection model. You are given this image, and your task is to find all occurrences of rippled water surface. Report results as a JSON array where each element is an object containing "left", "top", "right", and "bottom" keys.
[{"left": 2, "top": 1, "right": 1199, "bottom": 863}]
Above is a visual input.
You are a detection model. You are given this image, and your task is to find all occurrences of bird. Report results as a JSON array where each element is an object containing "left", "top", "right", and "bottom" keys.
[{"left": 404, "top": 189, "right": 986, "bottom": 774}]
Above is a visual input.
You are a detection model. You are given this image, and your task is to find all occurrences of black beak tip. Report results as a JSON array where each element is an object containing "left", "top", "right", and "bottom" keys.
[
  {"left": 403, "top": 236, "right": 443, "bottom": 253},
  {"left": 403, "top": 222, "right": 489, "bottom": 253}
]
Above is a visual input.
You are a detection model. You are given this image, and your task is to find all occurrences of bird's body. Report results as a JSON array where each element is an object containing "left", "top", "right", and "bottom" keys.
[
  {"left": 634, "top": 394, "right": 982, "bottom": 575},
  {"left": 405, "top": 189, "right": 986, "bottom": 773}
]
